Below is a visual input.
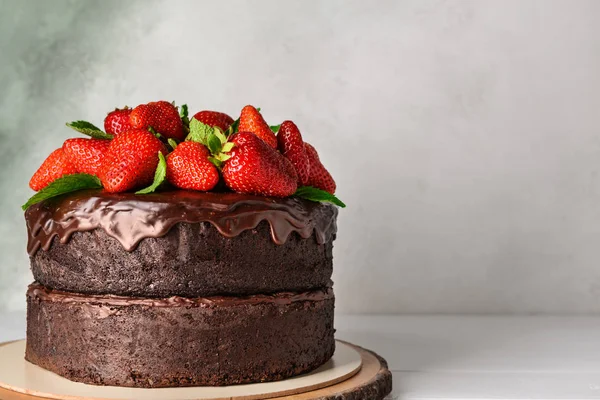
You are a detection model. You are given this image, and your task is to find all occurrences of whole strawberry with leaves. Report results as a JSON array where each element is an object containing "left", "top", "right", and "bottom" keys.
[
  {"left": 222, "top": 131, "right": 297, "bottom": 197},
  {"left": 104, "top": 107, "right": 132, "bottom": 135},
  {"left": 62, "top": 138, "right": 110, "bottom": 176},
  {"left": 166, "top": 141, "right": 219, "bottom": 191},
  {"left": 277, "top": 120, "right": 310, "bottom": 186},
  {"left": 98, "top": 129, "right": 168, "bottom": 193},
  {"left": 304, "top": 143, "right": 336, "bottom": 194},
  {"left": 237, "top": 105, "right": 278, "bottom": 149},
  {"left": 130, "top": 101, "right": 185, "bottom": 141},
  {"left": 29, "top": 148, "right": 78, "bottom": 191}
]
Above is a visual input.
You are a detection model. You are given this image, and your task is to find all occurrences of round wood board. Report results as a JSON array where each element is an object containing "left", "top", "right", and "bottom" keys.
[{"left": 0, "top": 340, "right": 391, "bottom": 400}]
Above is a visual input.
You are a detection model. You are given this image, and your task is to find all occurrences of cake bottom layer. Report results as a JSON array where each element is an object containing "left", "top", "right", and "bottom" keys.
[{"left": 25, "top": 283, "right": 335, "bottom": 388}]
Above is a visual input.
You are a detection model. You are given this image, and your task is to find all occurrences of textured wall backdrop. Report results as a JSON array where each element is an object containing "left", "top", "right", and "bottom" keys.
[{"left": 1, "top": 0, "right": 600, "bottom": 314}]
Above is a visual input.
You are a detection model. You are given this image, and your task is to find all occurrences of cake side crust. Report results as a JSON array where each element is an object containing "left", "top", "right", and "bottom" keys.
[
  {"left": 30, "top": 221, "right": 334, "bottom": 297},
  {"left": 25, "top": 283, "right": 335, "bottom": 387}
]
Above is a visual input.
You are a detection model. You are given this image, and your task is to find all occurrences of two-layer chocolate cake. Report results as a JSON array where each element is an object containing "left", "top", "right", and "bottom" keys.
[
  {"left": 25, "top": 191, "right": 337, "bottom": 387},
  {"left": 23, "top": 103, "right": 344, "bottom": 387}
]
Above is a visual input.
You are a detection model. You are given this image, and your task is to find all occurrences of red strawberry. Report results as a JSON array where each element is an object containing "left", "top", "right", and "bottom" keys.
[
  {"left": 29, "top": 148, "right": 78, "bottom": 191},
  {"left": 62, "top": 138, "right": 110, "bottom": 176},
  {"left": 98, "top": 129, "right": 168, "bottom": 193},
  {"left": 129, "top": 101, "right": 184, "bottom": 140},
  {"left": 192, "top": 111, "right": 234, "bottom": 132},
  {"left": 222, "top": 132, "right": 297, "bottom": 197},
  {"left": 237, "top": 105, "right": 277, "bottom": 149},
  {"left": 166, "top": 142, "right": 219, "bottom": 191},
  {"left": 277, "top": 121, "right": 310, "bottom": 186},
  {"left": 304, "top": 143, "right": 336, "bottom": 194},
  {"left": 104, "top": 107, "right": 132, "bottom": 135}
]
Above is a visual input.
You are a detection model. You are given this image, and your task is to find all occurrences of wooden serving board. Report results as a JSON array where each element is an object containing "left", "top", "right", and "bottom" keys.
[{"left": 0, "top": 340, "right": 391, "bottom": 400}]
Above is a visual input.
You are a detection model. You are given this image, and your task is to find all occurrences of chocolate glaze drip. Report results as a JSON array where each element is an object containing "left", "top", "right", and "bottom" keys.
[
  {"left": 25, "top": 190, "right": 338, "bottom": 256},
  {"left": 27, "top": 283, "right": 333, "bottom": 307}
]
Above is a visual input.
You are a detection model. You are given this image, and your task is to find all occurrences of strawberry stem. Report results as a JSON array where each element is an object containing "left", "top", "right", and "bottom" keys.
[{"left": 148, "top": 126, "right": 163, "bottom": 140}]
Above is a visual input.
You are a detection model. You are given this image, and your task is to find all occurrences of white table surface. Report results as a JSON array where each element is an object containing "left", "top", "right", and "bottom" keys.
[{"left": 1, "top": 313, "right": 600, "bottom": 400}]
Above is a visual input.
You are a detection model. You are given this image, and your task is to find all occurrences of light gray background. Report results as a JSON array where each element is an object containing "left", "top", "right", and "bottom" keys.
[{"left": 1, "top": 0, "right": 599, "bottom": 314}]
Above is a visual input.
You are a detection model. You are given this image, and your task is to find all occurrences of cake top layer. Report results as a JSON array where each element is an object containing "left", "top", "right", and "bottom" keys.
[{"left": 25, "top": 189, "right": 337, "bottom": 256}]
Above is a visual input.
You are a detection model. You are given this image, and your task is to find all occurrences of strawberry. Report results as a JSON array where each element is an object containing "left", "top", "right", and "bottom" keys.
[
  {"left": 129, "top": 101, "right": 185, "bottom": 140},
  {"left": 166, "top": 142, "right": 219, "bottom": 191},
  {"left": 304, "top": 143, "right": 336, "bottom": 194},
  {"left": 237, "top": 105, "right": 277, "bottom": 149},
  {"left": 62, "top": 138, "right": 110, "bottom": 176},
  {"left": 192, "top": 111, "right": 234, "bottom": 132},
  {"left": 29, "top": 148, "right": 78, "bottom": 191},
  {"left": 98, "top": 129, "right": 168, "bottom": 193},
  {"left": 222, "top": 132, "right": 297, "bottom": 197},
  {"left": 277, "top": 121, "right": 310, "bottom": 186},
  {"left": 104, "top": 107, "right": 132, "bottom": 135}
]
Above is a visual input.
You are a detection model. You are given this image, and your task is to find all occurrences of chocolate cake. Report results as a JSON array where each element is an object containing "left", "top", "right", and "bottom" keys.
[
  {"left": 23, "top": 102, "right": 344, "bottom": 388},
  {"left": 25, "top": 190, "right": 338, "bottom": 387}
]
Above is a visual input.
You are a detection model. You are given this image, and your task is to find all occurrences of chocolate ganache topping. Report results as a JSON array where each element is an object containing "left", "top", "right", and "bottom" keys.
[{"left": 25, "top": 190, "right": 338, "bottom": 256}]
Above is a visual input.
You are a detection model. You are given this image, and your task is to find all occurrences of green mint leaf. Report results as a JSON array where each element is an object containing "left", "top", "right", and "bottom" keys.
[
  {"left": 168, "top": 138, "right": 178, "bottom": 150},
  {"left": 270, "top": 124, "right": 281, "bottom": 133},
  {"left": 294, "top": 186, "right": 346, "bottom": 208},
  {"left": 67, "top": 120, "right": 102, "bottom": 131},
  {"left": 136, "top": 152, "right": 167, "bottom": 194},
  {"left": 22, "top": 174, "right": 102, "bottom": 210},
  {"left": 221, "top": 142, "right": 234, "bottom": 153},
  {"left": 206, "top": 132, "right": 222, "bottom": 154},
  {"left": 66, "top": 121, "right": 112, "bottom": 140},
  {"left": 187, "top": 118, "right": 214, "bottom": 145}
]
